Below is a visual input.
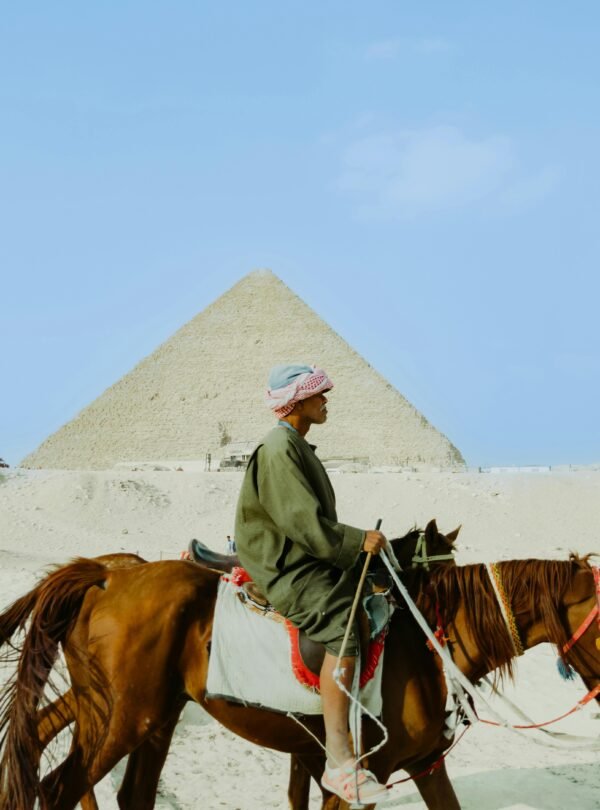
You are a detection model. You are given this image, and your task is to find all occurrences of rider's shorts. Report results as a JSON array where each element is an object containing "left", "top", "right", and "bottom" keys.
[{"left": 278, "top": 566, "right": 359, "bottom": 657}]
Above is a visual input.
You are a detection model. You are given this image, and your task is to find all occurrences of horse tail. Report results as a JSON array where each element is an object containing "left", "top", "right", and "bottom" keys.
[
  {"left": 0, "top": 558, "right": 108, "bottom": 810},
  {"left": 0, "top": 586, "right": 42, "bottom": 647}
]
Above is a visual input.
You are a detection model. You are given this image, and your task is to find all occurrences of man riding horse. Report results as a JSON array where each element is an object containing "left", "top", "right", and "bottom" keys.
[{"left": 234, "top": 364, "right": 390, "bottom": 805}]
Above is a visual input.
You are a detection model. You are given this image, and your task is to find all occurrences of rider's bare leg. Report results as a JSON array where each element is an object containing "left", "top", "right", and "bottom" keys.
[
  {"left": 320, "top": 652, "right": 355, "bottom": 767},
  {"left": 319, "top": 652, "right": 390, "bottom": 804}
]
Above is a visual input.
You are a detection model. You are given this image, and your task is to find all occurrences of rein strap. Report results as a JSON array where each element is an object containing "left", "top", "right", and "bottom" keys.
[{"left": 562, "top": 565, "right": 600, "bottom": 654}]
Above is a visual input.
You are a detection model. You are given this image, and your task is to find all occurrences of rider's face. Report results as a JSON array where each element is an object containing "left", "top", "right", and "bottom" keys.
[{"left": 298, "top": 391, "right": 329, "bottom": 425}]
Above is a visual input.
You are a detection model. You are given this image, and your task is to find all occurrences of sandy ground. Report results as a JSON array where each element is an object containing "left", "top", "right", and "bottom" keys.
[{"left": 1, "top": 467, "right": 599, "bottom": 809}]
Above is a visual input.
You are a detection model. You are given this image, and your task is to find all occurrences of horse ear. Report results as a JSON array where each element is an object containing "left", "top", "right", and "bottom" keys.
[
  {"left": 425, "top": 519, "right": 438, "bottom": 540},
  {"left": 445, "top": 525, "right": 461, "bottom": 545}
]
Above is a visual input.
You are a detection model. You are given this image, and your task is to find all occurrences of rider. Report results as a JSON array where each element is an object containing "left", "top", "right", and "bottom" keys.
[{"left": 234, "top": 364, "right": 390, "bottom": 805}]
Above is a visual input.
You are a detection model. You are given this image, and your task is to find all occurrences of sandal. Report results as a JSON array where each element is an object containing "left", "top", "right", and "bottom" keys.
[{"left": 321, "top": 761, "right": 393, "bottom": 807}]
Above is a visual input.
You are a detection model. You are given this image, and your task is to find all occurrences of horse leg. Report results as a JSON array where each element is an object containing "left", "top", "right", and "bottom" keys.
[
  {"left": 288, "top": 752, "right": 347, "bottom": 810},
  {"left": 288, "top": 754, "right": 311, "bottom": 809},
  {"left": 40, "top": 685, "right": 160, "bottom": 810},
  {"left": 80, "top": 792, "right": 100, "bottom": 810},
  {"left": 39, "top": 750, "right": 97, "bottom": 810},
  {"left": 38, "top": 689, "right": 76, "bottom": 747},
  {"left": 115, "top": 709, "right": 182, "bottom": 810},
  {"left": 406, "top": 758, "right": 460, "bottom": 810},
  {"left": 39, "top": 695, "right": 182, "bottom": 810},
  {"left": 288, "top": 753, "right": 329, "bottom": 809},
  {"left": 37, "top": 689, "right": 102, "bottom": 809},
  {"left": 40, "top": 725, "right": 133, "bottom": 810}
]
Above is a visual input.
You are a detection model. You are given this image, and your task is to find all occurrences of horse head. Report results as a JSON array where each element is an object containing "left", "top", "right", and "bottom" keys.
[
  {"left": 369, "top": 519, "right": 459, "bottom": 596},
  {"left": 390, "top": 518, "right": 460, "bottom": 571}
]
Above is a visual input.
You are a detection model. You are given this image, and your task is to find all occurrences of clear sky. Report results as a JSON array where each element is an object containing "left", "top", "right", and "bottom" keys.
[{"left": 2, "top": 2, "right": 599, "bottom": 468}]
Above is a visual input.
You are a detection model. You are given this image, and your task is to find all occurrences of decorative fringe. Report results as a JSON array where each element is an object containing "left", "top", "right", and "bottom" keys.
[
  {"left": 285, "top": 621, "right": 387, "bottom": 691},
  {"left": 556, "top": 657, "right": 576, "bottom": 681}
]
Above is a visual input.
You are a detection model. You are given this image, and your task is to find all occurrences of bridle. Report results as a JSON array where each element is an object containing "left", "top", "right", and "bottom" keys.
[{"left": 408, "top": 532, "right": 455, "bottom": 571}]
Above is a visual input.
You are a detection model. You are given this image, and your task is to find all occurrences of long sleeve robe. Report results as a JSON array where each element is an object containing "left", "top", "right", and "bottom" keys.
[{"left": 234, "top": 425, "right": 365, "bottom": 652}]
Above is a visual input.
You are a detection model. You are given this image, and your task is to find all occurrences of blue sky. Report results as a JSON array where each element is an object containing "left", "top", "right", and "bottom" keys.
[{"left": 2, "top": 2, "right": 599, "bottom": 467}]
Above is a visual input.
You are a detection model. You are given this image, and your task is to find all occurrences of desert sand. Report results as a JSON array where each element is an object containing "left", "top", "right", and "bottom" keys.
[{"left": 1, "top": 465, "right": 599, "bottom": 809}]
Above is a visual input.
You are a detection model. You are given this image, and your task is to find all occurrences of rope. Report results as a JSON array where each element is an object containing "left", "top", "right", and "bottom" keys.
[
  {"left": 386, "top": 725, "right": 471, "bottom": 787},
  {"left": 380, "top": 550, "right": 480, "bottom": 726},
  {"left": 477, "top": 675, "right": 600, "bottom": 747}
]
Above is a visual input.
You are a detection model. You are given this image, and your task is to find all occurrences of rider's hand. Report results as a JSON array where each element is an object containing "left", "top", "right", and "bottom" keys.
[{"left": 363, "top": 530, "right": 387, "bottom": 555}]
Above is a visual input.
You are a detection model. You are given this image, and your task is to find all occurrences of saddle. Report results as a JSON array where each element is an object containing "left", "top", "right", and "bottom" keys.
[
  {"left": 188, "top": 539, "right": 240, "bottom": 573},
  {"left": 188, "top": 539, "right": 392, "bottom": 681}
]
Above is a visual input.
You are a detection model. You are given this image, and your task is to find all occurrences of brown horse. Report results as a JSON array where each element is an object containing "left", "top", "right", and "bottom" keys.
[
  {"left": 1, "top": 549, "right": 599, "bottom": 810},
  {"left": 1, "top": 522, "right": 458, "bottom": 810}
]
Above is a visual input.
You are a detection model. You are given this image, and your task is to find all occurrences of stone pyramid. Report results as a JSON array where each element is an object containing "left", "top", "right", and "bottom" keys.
[{"left": 22, "top": 270, "right": 464, "bottom": 470}]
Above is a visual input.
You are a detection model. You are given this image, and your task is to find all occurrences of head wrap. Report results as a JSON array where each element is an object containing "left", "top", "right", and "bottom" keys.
[{"left": 265, "top": 364, "right": 333, "bottom": 418}]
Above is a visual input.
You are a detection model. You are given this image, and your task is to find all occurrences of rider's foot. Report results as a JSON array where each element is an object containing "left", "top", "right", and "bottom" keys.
[{"left": 321, "top": 759, "right": 392, "bottom": 807}]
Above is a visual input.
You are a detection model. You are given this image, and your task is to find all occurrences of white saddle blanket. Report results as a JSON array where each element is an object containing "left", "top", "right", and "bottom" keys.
[{"left": 206, "top": 577, "right": 384, "bottom": 716}]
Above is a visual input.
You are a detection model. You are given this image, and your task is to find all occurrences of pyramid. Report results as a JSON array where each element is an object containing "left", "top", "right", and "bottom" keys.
[{"left": 22, "top": 271, "right": 464, "bottom": 470}]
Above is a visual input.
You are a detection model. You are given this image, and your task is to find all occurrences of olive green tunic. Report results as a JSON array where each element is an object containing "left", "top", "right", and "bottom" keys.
[{"left": 234, "top": 425, "right": 366, "bottom": 655}]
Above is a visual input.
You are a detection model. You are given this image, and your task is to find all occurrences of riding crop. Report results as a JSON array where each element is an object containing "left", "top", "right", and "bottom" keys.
[{"left": 336, "top": 518, "right": 382, "bottom": 664}]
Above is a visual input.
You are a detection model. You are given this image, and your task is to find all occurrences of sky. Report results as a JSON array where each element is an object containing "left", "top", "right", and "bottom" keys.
[{"left": 2, "top": 2, "right": 599, "bottom": 468}]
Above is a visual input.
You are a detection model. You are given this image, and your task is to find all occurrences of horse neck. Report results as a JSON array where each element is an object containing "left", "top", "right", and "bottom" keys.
[
  {"left": 438, "top": 559, "right": 590, "bottom": 682},
  {"left": 497, "top": 558, "right": 595, "bottom": 649}
]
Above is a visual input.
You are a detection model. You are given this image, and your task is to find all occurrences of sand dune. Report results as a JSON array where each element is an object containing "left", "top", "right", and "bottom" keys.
[{"left": 1, "top": 466, "right": 599, "bottom": 808}]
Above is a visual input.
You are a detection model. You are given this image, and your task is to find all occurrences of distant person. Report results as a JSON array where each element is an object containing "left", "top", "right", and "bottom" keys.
[{"left": 226, "top": 535, "right": 236, "bottom": 554}]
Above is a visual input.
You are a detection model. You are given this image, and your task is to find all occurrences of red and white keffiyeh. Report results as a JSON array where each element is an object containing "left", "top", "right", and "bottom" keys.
[{"left": 265, "top": 365, "right": 333, "bottom": 418}]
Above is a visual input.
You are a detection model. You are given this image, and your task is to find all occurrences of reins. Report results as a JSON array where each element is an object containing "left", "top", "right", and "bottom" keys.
[
  {"left": 562, "top": 565, "right": 600, "bottom": 655},
  {"left": 480, "top": 677, "right": 600, "bottom": 732}
]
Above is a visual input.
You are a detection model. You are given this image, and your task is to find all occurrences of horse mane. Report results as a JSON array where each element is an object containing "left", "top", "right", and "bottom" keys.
[{"left": 424, "top": 554, "right": 594, "bottom": 680}]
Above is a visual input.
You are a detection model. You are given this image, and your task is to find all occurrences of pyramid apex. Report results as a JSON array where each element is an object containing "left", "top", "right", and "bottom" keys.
[
  {"left": 248, "top": 267, "right": 275, "bottom": 276},
  {"left": 242, "top": 268, "right": 281, "bottom": 282},
  {"left": 225, "top": 269, "right": 292, "bottom": 297}
]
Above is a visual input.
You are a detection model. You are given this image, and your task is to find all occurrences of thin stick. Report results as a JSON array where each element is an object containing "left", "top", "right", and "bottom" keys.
[{"left": 336, "top": 518, "right": 382, "bottom": 665}]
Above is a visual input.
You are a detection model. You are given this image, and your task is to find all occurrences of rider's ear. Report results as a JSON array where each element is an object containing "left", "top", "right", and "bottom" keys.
[{"left": 445, "top": 526, "right": 462, "bottom": 545}]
